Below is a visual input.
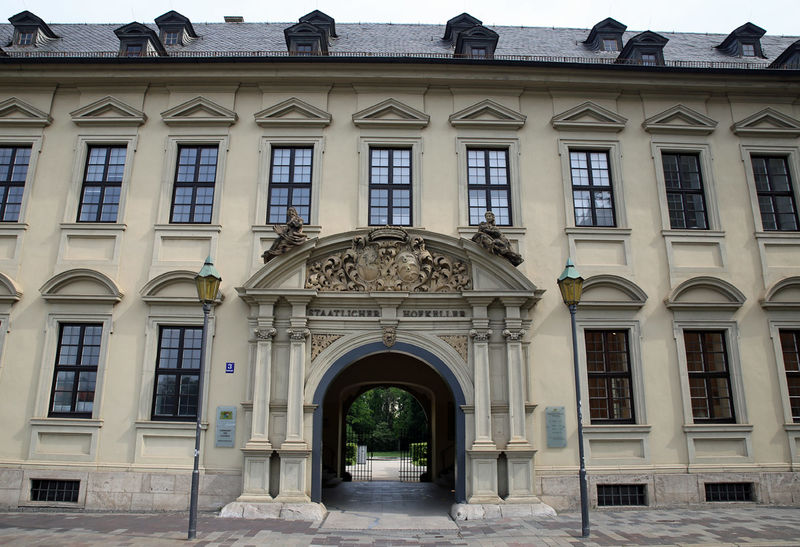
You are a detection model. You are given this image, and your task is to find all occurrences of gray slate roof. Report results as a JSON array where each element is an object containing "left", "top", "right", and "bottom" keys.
[{"left": 1, "top": 20, "right": 798, "bottom": 66}]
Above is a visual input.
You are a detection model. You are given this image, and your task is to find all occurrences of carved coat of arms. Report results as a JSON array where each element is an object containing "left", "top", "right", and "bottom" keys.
[{"left": 305, "top": 227, "right": 471, "bottom": 292}]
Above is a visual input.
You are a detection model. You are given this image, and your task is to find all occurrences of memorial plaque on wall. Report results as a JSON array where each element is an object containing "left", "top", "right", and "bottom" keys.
[
  {"left": 545, "top": 406, "right": 567, "bottom": 448},
  {"left": 215, "top": 406, "right": 237, "bottom": 448}
]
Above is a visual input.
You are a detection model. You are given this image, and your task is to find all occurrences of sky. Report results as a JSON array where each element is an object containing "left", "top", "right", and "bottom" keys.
[{"left": 4, "top": 0, "right": 799, "bottom": 36}]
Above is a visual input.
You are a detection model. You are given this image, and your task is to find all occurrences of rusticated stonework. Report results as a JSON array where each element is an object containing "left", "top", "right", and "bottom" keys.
[
  {"left": 311, "top": 333, "right": 344, "bottom": 360},
  {"left": 305, "top": 227, "right": 471, "bottom": 292},
  {"left": 439, "top": 335, "right": 468, "bottom": 362}
]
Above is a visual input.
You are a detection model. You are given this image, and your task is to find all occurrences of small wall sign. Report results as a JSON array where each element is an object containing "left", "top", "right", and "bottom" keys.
[
  {"left": 545, "top": 406, "right": 567, "bottom": 448},
  {"left": 225, "top": 362, "right": 235, "bottom": 373},
  {"left": 215, "top": 406, "right": 236, "bottom": 448}
]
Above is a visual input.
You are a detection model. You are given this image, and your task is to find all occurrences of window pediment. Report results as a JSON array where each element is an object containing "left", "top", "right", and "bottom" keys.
[
  {"left": 0, "top": 97, "right": 52, "bottom": 127},
  {"left": 352, "top": 99, "right": 429, "bottom": 128},
  {"left": 40, "top": 269, "right": 122, "bottom": 304},
  {"left": 254, "top": 97, "right": 331, "bottom": 128},
  {"left": 0, "top": 272, "right": 22, "bottom": 307},
  {"left": 731, "top": 108, "right": 800, "bottom": 138},
  {"left": 70, "top": 96, "right": 146, "bottom": 126},
  {"left": 665, "top": 276, "right": 745, "bottom": 310},
  {"left": 160, "top": 96, "right": 238, "bottom": 126},
  {"left": 551, "top": 101, "right": 627, "bottom": 132},
  {"left": 579, "top": 275, "right": 647, "bottom": 309},
  {"left": 140, "top": 270, "right": 223, "bottom": 305},
  {"left": 643, "top": 105, "right": 717, "bottom": 135},
  {"left": 449, "top": 99, "right": 525, "bottom": 129},
  {"left": 762, "top": 276, "right": 800, "bottom": 310}
]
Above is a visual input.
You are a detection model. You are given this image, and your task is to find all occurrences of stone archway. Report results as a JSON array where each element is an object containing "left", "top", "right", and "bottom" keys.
[{"left": 310, "top": 342, "right": 467, "bottom": 503}]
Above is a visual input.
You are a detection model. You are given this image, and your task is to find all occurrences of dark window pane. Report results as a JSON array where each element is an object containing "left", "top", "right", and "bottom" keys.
[
  {"left": 570, "top": 150, "right": 615, "bottom": 227},
  {"left": 752, "top": 156, "right": 799, "bottom": 231},
  {"left": 171, "top": 145, "right": 218, "bottom": 224},
  {"left": 153, "top": 326, "right": 203, "bottom": 420},
  {"left": 584, "top": 330, "right": 634, "bottom": 423},
  {"left": 368, "top": 148, "right": 412, "bottom": 226},
  {"left": 684, "top": 330, "right": 735, "bottom": 423},
  {"left": 49, "top": 324, "right": 102, "bottom": 417},
  {"left": 0, "top": 146, "right": 31, "bottom": 222},
  {"left": 78, "top": 146, "right": 126, "bottom": 222}
]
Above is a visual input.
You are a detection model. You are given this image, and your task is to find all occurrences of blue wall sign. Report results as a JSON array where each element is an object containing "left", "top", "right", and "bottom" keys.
[{"left": 225, "top": 362, "right": 235, "bottom": 373}]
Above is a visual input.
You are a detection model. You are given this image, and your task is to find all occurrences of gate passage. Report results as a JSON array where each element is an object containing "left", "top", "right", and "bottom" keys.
[{"left": 346, "top": 425, "right": 428, "bottom": 482}]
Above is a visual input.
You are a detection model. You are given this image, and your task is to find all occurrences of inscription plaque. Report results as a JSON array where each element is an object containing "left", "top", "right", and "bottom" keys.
[
  {"left": 215, "top": 406, "right": 237, "bottom": 448},
  {"left": 545, "top": 406, "right": 567, "bottom": 448}
]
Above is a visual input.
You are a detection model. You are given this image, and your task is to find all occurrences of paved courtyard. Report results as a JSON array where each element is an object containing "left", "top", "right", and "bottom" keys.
[{"left": 0, "top": 479, "right": 798, "bottom": 546}]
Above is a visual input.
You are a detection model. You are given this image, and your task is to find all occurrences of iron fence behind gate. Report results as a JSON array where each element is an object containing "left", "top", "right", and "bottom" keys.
[
  {"left": 399, "top": 425, "right": 428, "bottom": 482},
  {"left": 345, "top": 429, "right": 372, "bottom": 481}
]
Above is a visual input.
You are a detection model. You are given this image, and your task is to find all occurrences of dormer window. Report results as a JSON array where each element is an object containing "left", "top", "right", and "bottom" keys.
[
  {"left": 295, "top": 43, "right": 313, "bottom": 56},
  {"left": 770, "top": 40, "right": 800, "bottom": 69},
  {"left": 8, "top": 10, "right": 58, "bottom": 46},
  {"left": 284, "top": 21, "right": 328, "bottom": 56},
  {"left": 584, "top": 17, "right": 626, "bottom": 53},
  {"left": 617, "top": 31, "right": 668, "bottom": 66},
  {"left": 298, "top": 10, "right": 337, "bottom": 41},
  {"left": 716, "top": 23, "right": 766, "bottom": 58},
  {"left": 154, "top": 10, "right": 197, "bottom": 47},
  {"left": 470, "top": 47, "right": 487, "bottom": 58},
  {"left": 114, "top": 22, "right": 167, "bottom": 57},
  {"left": 443, "top": 13, "right": 483, "bottom": 43},
  {"left": 454, "top": 25, "right": 499, "bottom": 58}
]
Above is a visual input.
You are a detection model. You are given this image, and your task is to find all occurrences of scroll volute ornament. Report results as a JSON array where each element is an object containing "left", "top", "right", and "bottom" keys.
[{"left": 305, "top": 227, "right": 472, "bottom": 292}]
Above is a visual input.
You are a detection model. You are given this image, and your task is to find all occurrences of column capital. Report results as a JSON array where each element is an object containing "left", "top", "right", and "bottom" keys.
[
  {"left": 254, "top": 327, "right": 277, "bottom": 340},
  {"left": 469, "top": 329, "right": 491, "bottom": 342},
  {"left": 502, "top": 329, "right": 526, "bottom": 341},
  {"left": 287, "top": 328, "right": 310, "bottom": 341}
]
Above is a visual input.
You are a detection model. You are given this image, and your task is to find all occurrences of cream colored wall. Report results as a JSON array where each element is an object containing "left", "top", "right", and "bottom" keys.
[{"left": 0, "top": 61, "right": 799, "bottom": 502}]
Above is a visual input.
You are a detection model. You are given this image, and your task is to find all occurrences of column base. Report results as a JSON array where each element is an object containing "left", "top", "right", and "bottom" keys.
[
  {"left": 450, "top": 502, "right": 556, "bottom": 521},
  {"left": 220, "top": 501, "right": 326, "bottom": 521},
  {"left": 240, "top": 447, "right": 273, "bottom": 499},
  {"left": 467, "top": 448, "right": 500, "bottom": 504},
  {"left": 505, "top": 448, "right": 538, "bottom": 502},
  {"left": 276, "top": 447, "right": 311, "bottom": 503}
]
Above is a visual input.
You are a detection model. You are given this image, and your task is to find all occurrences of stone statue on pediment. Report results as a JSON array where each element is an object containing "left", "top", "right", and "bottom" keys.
[
  {"left": 263, "top": 207, "right": 308, "bottom": 263},
  {"left": 471, "top": 211, "right": 523, "bottom": 267}
]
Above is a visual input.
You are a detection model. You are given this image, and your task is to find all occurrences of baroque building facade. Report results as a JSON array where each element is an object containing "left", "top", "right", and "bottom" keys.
[{"left": 0, "top": 9, "right": 799, "bottom": 514}]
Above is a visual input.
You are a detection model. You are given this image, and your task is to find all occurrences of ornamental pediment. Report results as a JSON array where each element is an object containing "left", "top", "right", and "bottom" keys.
[
  {"left": 0, "top": 97, "right": 52, "bottom": 127},
  {"left": 352, "top": 99, "right": 430, "bottom": 128},
  {"left": 642, "top": 105, "right": 717, "bottom": 135},
  {"left": 254, "top": 97, "right": 331, "bottom": 127},
  {"left": 161, "top": 96, "right": 238, "bottom": 126},
  {"left": 551, "top": 101, "right": 627, "bottom": 132},
  {"left": 305, "top": 227, "right": 471, "bottom": 292},
  {"left": 449, "top": 99, "right": 526, "bottom": 129},
  {"left": 731, "top": 108, "right": 800, "bottom": 138},
  {"left": 70, "top": 96, "right": 147, "bottom": 126}
]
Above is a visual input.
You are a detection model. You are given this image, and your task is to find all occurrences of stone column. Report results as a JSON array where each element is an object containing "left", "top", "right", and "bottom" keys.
[
  {"left": 466, "top": 296, "right": 500, "bottom": 503},
  {"left": 277, "top": 295, "right": 312, "bottom": 503},
  {"left": 503, "top": 328, "right": 528, "bottom": 446},
  {"left": 239, "top": 326, "right": 276, "bottom": 501}
]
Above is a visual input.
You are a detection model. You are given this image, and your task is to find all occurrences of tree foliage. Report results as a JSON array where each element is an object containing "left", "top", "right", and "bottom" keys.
[{"left": 346, "top": 387, "right": 427, "bottom": 451}]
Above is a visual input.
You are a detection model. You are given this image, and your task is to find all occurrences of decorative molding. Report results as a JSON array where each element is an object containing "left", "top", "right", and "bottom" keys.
[
  {"left": 551, "top": 101, "right": 627, "bottom": 132},
  {"left": 40, "top": 268, "right": 122, "bottom": 304},
  {"left": 254, "top": 327, "right": 277, "bottom": 340},
  {"left": 0, "top": 272, "right": 22, "bottom": 305},
  {"left": 382, "top": 326, "right": 396, "bottom": 347},
  {"left": 254, "top": 97, "right": 332, "bottom": 128},
  {"left": 310, "top": 333, "right": 343, "bottom": 360},
  {"left": 439, "top": 335, "right": 468, "bottom": 361},
  {"left": 665, "top": 276, "right": 746, "bottom": 310},
  {"left": 579, "top": 274, "right": 648, "bottom": 309},
  {"left": 305, "top": 227, "right": 471, "bottom": 293},
  {"left": 352, "top": 98, "right": 430, "bottom": 128},
  {"left": 287, "top": 328, "right": 310, "bottom": 341},
  {"left": 160, "top": 96, "right": 238, "bottom": 126},
  {"left": 731, "top": 108, "right": 800, "bottom": 138},
  {"left": 761, "top": 276, "right": 800, "bottom": 310},
  {"left": 642, "top": 104, "right": 718, "bottom": 135},
  {"left": 140, "top": 270, "right": 224, "bottom": 305},
  {"left": 469, "top": 329, "right": 491, "bottom": 342},
  {"left": 70, "top": 96, "right": 147, "bottom": 126},
  {"left": 502, "top": 329, "right": 525, "bottom": 341},
  {"left": 448, "top": 99, "right": 526, "bottom": 129},
  {"left": 0, "top": 97, "right": 52, "bottom": 127}
]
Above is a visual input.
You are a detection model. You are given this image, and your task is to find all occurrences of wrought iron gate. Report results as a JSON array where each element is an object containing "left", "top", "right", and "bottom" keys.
[
  {"left": 345, "top": 428, "right": 372, "bottom": 481},
  {"left": 399, "top": 424, "right": 428, "bottom": 482}
]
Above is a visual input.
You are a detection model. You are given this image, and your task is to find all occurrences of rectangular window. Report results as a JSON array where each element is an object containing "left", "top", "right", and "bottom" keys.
[
  {"left": 295, "top": 43, "right": 313, "bottom": 56},
  {"left": 585, "top": 330, "right": 634, "bottom": 423},
  {"left": 741, "top": 43, "right": 756, "bottom": 57},
  {"left": 124, "top": 44, "right": 143, "bottom": 57},
  {"left": 780, "top": 330, "right": 800, "bottom": 423},
  {"left": 49, "top": 324, "right": 102, "bottom": 418},
  {"left": 163, "top": 31, "right": 180, "bottom": 45},
  {"left": 662, "top": 152, "right": 708, "bottom": 229},
  {"left": 30, "top": 479, "right": 80, "bottom": 503},
  {"left": 684, "top": 331, "right": 735, "bottom": 423},
  {"left": 17, "top": 31, "right": 34, "bottom": 45},
  {"left": 470, "top": 47, "right": 487, "bottom": 57},
  {"left": 570, "top": 150, "right": 615, "bottom": 227},
  {"left": 267, "top": 147, "right": 312, "bottom": 224},
  {"left": 751, "top": 156, "right": 799, "bottom": 231},
  {"left": 78, "top": 146, "right": 126, "bottom": 222},
  {"left": 369, "top": 148, "right": 411, "bottom": 226},
  {"left": 152, "top": 326, "right": 202, "bottom": 420},
  {"left": 705, "top": 482, "right": 753, "bottom": 502},
  {"left": 597, "top": 484, "right": 646, "bottom": 506},
  {"left": 170, "top": 145, "right": 218, "bottom": 224},
  {"left": 0, "top": 146, "right": 30, "bottom": 222},
  {"left": 468, "top": 149, "right": 511, "bottom": 226},
  {"left": 602, "top": 38, "right": 618, "bottom": 52},
  {"left": 641, "top": 53, "right": 657, "bottom": 66}
]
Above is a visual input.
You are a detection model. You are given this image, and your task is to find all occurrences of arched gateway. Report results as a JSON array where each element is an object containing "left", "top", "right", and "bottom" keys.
[{"left": 227, "top": 227, "right": 547, "bottom": 517}]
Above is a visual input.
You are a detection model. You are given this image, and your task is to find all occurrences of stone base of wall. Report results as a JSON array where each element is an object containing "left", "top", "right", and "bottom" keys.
[
  {"left": 0, "top": 467, "right": 241, "bottom": 512},
  {"left": 538, "top": 471, "right": 800, "bottom": 511}
]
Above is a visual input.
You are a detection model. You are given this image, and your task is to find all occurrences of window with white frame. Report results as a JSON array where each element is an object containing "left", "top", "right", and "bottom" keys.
[
  {"left": 751, "top": 155, "right": 799, "bottom": 232},
  {"left": 662, "top": 152, "right": 709, "bottom": 230},
  {"left": 683, "top": 330, "right": 736, "bottom": 423},
  {"left": 570, "top": 150, "right": 616, "bottom": 227},
  {"left": 585, "top": 329, "right": 635, "bottom": 423},
  {"left": 49, "top": 324, "right": 102, "bottom": 418},
  {"left": 152, "top": 326, "right": 203, "bottom": 420},
  {"left": 369, "top": 147, "right": 412, "bottom": 226}
]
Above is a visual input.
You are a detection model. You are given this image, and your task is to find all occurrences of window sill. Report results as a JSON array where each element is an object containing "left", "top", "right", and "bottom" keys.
[
  {"left": 60, "top": 222, "right": 126, "bottom": 232},
  {"left": 0, "top": 222, "right": 28, "bottom": 232},
  {"left": 134, "top": 420, "right": 207, "bottom": 430},
  {"left": 584, "top": 424, "right": 651, "bottom": 434},
  {"left": 754, "top": 230, "right": 800, "bottom": 240},
  {"left": 457, "top": 226, "right": 527, "bottom": 238},
  {"left": 565, "top": 226, "right": 631, "bottom": 235},
  {"left": 29, "top": 417, "right": 103, "bottom": 428},
  {"left": 252, "top": 224, "right": 321, "bottom": 238},
  {"left": 661, "top": 229, "right": 725, "bottom": 238},
  {"left": 154, "top": 224, "right": 221, "bottom": 233},
  {"left": 683, "top": 423, "right": 753, "bottom": 433}
]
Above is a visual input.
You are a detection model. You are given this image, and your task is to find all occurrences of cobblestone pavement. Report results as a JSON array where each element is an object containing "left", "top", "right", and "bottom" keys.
[{"left": 0, "top": 505, "right": 799, "bottom": 546}]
